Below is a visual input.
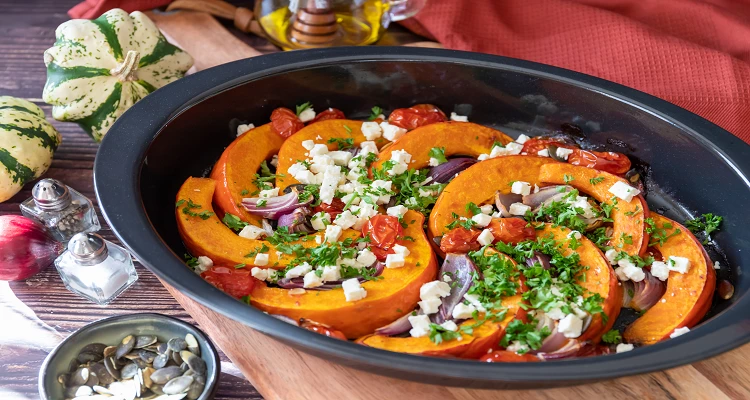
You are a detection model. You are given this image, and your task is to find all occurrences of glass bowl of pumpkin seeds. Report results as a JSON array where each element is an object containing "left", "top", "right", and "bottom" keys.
[{"left": 39, "top": 313, "right": 220, "bottom": 400}]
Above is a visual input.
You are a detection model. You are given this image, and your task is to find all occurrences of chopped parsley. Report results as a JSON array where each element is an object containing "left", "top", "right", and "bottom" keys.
[
  {"left": 685, "top": 213, "right": 723, "bottom": 244},
  {"left": 589, "top": 176, "right": 605, "bottom": 185},
  {"left": 601, "top": 329, "right": 622, "bottom": 344},
  {"left": 645, "top": 218, "right": 681, "bottom": 246},
  {"left": 465, "top": 202, "right": 482, "bottom": 216},
  {"left": 499, "top": 319, "right": 550, "bottom": 354},
  {"left": 234, "top": 263, "right": 246, "bottom": 269},
  {"left": 184, "top": 254, "right": 199, "bottom": 269},
  {"left": 428, "top": 324, "right": 463, "bottom": 344},
  {"left": 295, "top": 102, "right": 312, "bottom": 116},
  {"left": 445, "top": 212, "right": 476, "bottom": 230},
  {"left": 266, "top": 226, "right": 305, "bottom": 245},
  {"left": 177, "top": 199, "right": 214, "bottom": 220},
  {"left": 624, "top": 206, "right": 641, "bottom": 217},
  {"left": 222, "top": 213, "right": 249, "bottom": 232},
  {"left": 257, "top": 199, "right": 267, "bottom": 207},
  {"left": 563, "top": 174, "right": 575, "bottom": 184},
  {"left": 327, "top": 136, "right": 354, "bottom": 150},
  {"left": 252, "top": 160, "right": 285, "bottom": 192},
  {"left": 367, "top": 106, "right": 383, "bottom": 121},
  {"left": 428, "top": 147, "right": 448, "bottom": 164},
  {"left": 245, "top": 244, "right": 270, "bottom": 258},
  {"left": 240, "top": 295, "right": 251, "bottom": 305}
]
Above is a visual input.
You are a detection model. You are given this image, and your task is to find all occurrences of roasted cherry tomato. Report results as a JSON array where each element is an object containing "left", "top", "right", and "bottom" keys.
[
  {"left": 521, "top": 137, "right": 574, "bottom": 155},
  {"left": 575, "top": 344, "right": 612, "bottom": 358},
  {"left": 300, "top": 319, "right": 347, "bottom": 340},
  {"left": 362, "top": 215, "right": 403, "bottom": 260},
  {"left": 568, "top": 149, "right": 631, "bottom": 175},
  {"left": 387, "top": 104, "right": 447, "bottom": 130},
  {"left": 487, "top": 218, "right": 536, "bottom": 244},
  {"left": 481, "top": 351, "right": 540, "bottom": 362},
  {"left": 440, "top": 227, "right": 481, "bottom": 254},
  {"left": 270, "top": 107, "right": 305, "bottom": 138},
  {"left": 313, "top": 197, "right": 346, "bottom": 220},
  {"left": 202, "top": 266, "right": 256, "bottom": 299},
  {"left": 310, "top": 108, "right": 346, "bottom": 124}
]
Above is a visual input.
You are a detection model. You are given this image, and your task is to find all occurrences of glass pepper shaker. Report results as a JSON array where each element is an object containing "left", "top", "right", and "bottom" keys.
[
  {"left": 54, "top": 232, "right": 138, "bottom": 306},
  {"left": 20, "top": 178, "right": 101, "bottom": 242}
]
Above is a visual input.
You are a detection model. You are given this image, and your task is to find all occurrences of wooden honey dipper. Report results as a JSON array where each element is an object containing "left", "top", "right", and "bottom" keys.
[{"left": 291, "top": 0, "right": 339, "bottom": 45}]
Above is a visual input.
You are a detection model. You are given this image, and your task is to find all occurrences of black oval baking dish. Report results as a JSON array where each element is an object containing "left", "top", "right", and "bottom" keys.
[{"left": 94, "top": 47, "right": 750, "bottom": 389}]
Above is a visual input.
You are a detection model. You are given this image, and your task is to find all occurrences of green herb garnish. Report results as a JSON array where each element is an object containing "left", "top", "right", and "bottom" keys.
[
  {"left": 295, "top": 102, "right": 312, "bottom": 116},
  {"left": 428, "top": 147, "right": 448, "bottom": 164}
]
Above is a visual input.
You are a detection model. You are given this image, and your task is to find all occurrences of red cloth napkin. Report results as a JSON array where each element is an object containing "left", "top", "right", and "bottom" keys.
[{"left": 71, "top": 0, "right": 750, "bottom": 142}]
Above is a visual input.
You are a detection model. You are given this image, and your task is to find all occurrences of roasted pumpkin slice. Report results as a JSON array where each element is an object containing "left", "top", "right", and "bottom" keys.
[
  {"left": 371, "top": 122, "right": 514, "bottom": 171},
  {"left": 210, "top": 123, "right": 285, "bottom": 225},
  {"left": 537, "top": 224, "right": 622, "bottom": 343},
  {"left": 357, "top": 249, "right": 526, "bottom": 358},
  {"left": 251, "top": 211, "right": 438, "bottom": 339},
  {"left": 175, "top": 177, "right": 358, "bottom": 266},
  {"left": 275, "top": 119, "right": 387, "bottom": 191},
  {"left": 429, "top": 156, "right": 556, "bottom": 239},
  {"left": 538, "top": 163, "right": 650, "bottom": 257},
  {"left": 624, "top": 215, "right": 716, "bottom": 345}
]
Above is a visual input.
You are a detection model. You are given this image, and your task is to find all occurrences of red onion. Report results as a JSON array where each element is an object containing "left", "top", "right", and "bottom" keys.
[
  {"left": 261, "top": 219, "right": 274, "bottom": 237},
  {"left": 276, "top": 262, "right": 384, "bottom": 290},
  {"left": 628, "top": 270, "right": 666, "bottom": 311},
  {"left": 522, "top": 185, "right": 572, "bottom": 208},
  {"left": 434, "top": 253, "right": 481, "bottom": 324},
  {"left": 375, "top": 312, "right": 415, "bottom": 336},
  {"left": 622, "top": 280, "right": 634, "bottom": 307},
  {"left": 242, "top": 191, "right": 311, "bottom": 219},
  {"left": 536, "top": 339, "right": 583, "bottom": 360},
  {"left": 525, "top": 252, "right": 551, "bottom": 270},
  {"left": 277, "top": 207, "right": 313, "bottom": 234},
  {"left": 495, "top": 191, "right": 522, "bottom": 217},
  {"left": 0, "top": 215, "right": 64, "bottom": 281},
  {"left": 427, "top": 158, "right": 477, "bottom": 183}
]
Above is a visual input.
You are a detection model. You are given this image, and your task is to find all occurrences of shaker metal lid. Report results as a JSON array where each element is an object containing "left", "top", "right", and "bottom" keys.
[
  {"left": 32, "top": 178, "right": 72, "bottom": 211},
  {"left": 68, "top": 232, "right": 109, "bottom": 265}
]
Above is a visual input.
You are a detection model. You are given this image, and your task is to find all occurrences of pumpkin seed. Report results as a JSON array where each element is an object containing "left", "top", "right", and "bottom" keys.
[
  {"left": 163, "top": 376, "right": 193, "bottom": 395},
  {"left": 70, "top": 367, "right": 89, "bottom": 386},
  {"left": 142, "top": 367, "right": 155, "bottom": 388},
  {"left": 172, "top": 350, "right": 183, "bottom": 365},
  {"left": 80, "top": 343, "right": 107, "bottom": 355},
  {"left": 93, "top": 385, "right": 112, "bottom": 395},
  {"left": 186, "top": 379, "right": 205, "bottom": 400},
  {"left": 115, "top": 335, "right": 136, "bottom": 359},
  {"left": 75, "top": 385, "right": 94, "bottom": 397},
  {"left": 150, "top": 366, "right": 182, "bottom": 384},
  {"left": 121, "top": 363, "right": 139, "bottom": 380},
  {"left": 167, "top": 338, "right": 187, "bottom": 352},
  {"left": 180, "top": 351, "right": 206, "bottom": 375},
  {"left": 153, "top": 353, "right": 169, "bottom": 369},
  {"left": 90, "top": 363, "right": 115, "bottom": 386},
  {"left": 68, "top": 358, "right": 80, "bottom": 373},
  {"left": 85, "top": 371, "right": 99, "bottom": 387},
  {"left": 104, "top": 357, "right": 120, "bottom": 380},
  {"left": 150, "top": 383, "right": 165, "bottom": 395},
  {"left": 135, "top": 335, "right": 158, "bottom": 349},
  {"left": 77, "top": 351, "right": 102, "bottom": 363},
  {"left": 184, "top": 334, "right": 200, "bottom": 356},
  {"left": 57, "top": 373, "right": 69, "bottom": 387},
  {"left": 157, "top": 343, "right": 169, "bottom": 354},
  {"left": 103, "top": 345, "right": 117, "bottom": 358},
  {"left": 133, "top": 358, "right": 151, "bottom": 369},
  {"left": 194, "top": 374, "right": 206, "bottom": 386},
  {"left": 64, "top": 385, "right": 82, "bottom": 398},
  {"left": 139, "top": 350, "right": 157, "bottom": 363}
]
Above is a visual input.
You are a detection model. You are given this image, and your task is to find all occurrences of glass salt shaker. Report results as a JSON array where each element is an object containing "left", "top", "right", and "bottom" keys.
[
  {"left": 20, "top": 178, "right": 100, "bottom": 242},
  {"left": 54, "top": 232, "right": 138, "bottom": 306}
]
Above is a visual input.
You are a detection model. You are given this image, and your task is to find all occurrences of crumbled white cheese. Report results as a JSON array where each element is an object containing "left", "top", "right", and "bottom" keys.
[
  {"left": 254, "top": 253, "right": 269, "bottom": 266},
  {"left": 320, "top": 265, "right": 341, "bottom": 282},
  {"left": 537, "top": 149, "right": 549, "bottom": 157},
  {"left": 449, "top": 112, "right": 468, "bottom": 122},
  {"left": 477, "top": 229, "right": 494, "bottom": 246},
  {"left": 380, "top": 121, "right": 407, "bottom": 141},
  {"left": 385, "top": 253, "right": 405, "bottom": 269},
  {"left": 360, "top": 141, "right": 379, "bottom": 156},
  {"left": 309, "top": 154, "right": 334, "bottom": 174},
  {"left": 511, "top": 181, "right": 532, "bottom": 196},
  {"left": 480, "top": 205, "right": 494, "bottom": 215},
  {"left": 285, "top": 262, "right": 312, "bottom": 279},
  {"left": 509, "top": 202, "right": 531, "bottom": 216},
  {"left": 333, "top": 210, "right": 357, "bottom": 230},
  {"left": 361, "top": 121, "right": 383, "bottom": 140},
  {"left": 452, "top": 302, "right": 476, "bottom": 319},
  {"left": 616, "top": 343, "right": 634, "bottom": 353},
  {"left": 546, "top": 307, "right": 566, "bottom": 320},
  {"left": 440, "top": 320, "right": 459, "bottom": 332},
  {"left": 666, "top": 256, "right": 691, "bottom": 274},
  {"left": 294, "top": 170, "right": 316, "bottom": 185},
  {"left": 195, "top": 256, "right": 213, "bottom": 274},
  {"left": 558, "top": 313, "right": 583, "bottom": 338},
  {"left": 392, "top": 244, "right": 410, "bottom": 257},
  {"left": 251, "top": 267, "right": 268, "bottom": 281},
  {"left": 386, "top": 205, "right": 408, "bottom": 218},
  {"left": 463, "top": 293, "right": 486, "bottom": 312},
  {"left": 428, "top": 157, "right": 440, "bottom": 167},
  {"left": 239, "top": 225, "right": 266, "bottom": 240},
  {"left": 310, "top": 212, "right": 330, "bottom": 231},
  {"left": 408, "top": 314, "right": 431, "bottom": 337},
  {"left": 309, "top": 143, "right": 329, "bottom": 157},
  {"left": 301, "top": 139, "right": 316, "bottom": 151},
  {"left": 650, "top": 261, "right": 670, "bottom": 281},
  {"left": 516, "top": 134, "right": 530, "bottom": 144},
  {"left": 418, "top": 297, "right": 442, "bottom": 314},
  {"left": 669, "top": 326, "right": 690, "bottom": 338},
  {"left": 371, "top": 180, "right": 393, "bottom": 204},
  {"left": 288, "top": 162, "right": 308, "bottom": 178},
  {"left": 324, "top": 224, "right": 342, "bottom": 243},
  {"left": 328, "top": 150, "right": 353, "bottom": 166},
  {"left": 490, "top": 142, "right": 523, "bottom": 158},
  {"left": 318, "top": 165, "right": 342, "bottom": 204},
  {"left": 477, "top": 153, "right": 490, "bottom": 161},
  {"left": 471, "top": 213, "right": 492, "bottom": 228},
  {"left": 714, "top": 261, "right": 721, "bottom": 270},
  {"left": 421, "top": 281, "right": 451, "bottom": 300},
  {"left": 616, "top": 258, "right": 645, "bottom": 282},
  {"left": 506, "top": 341, "right": 529, "bottom": 354},
  {"left": 556, "top": 147, "right": 574, "bottom": 160},
  {"left": 303, "top": 271, "right": 324, "bottom": 288},
  {"left": 237, "top": 123, "right": 255, "bottom": 136},
  {"left": 356, "top": 249, "right": 377, "bottom": 267},
  {"left": 568, "top": 230, "right": 582, "bottom": 240},
  {"left": 608, "top": 181, "right": 641, "bottom": 202},
  {"left": 342, "top": 278, "right": 367, "bottom": 302},
  {"left": 298, "top": 107, "right": 316, "bottom": 122},
  {"left": 605, "top": 249, "right": 619, "bottom": 264},
  {"left": 259, "top": 187, "right": 279, "bottom": 198}
]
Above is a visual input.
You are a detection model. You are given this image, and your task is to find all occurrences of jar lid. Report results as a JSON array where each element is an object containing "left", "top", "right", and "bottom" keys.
[
  {"left": 68, "top": 232, "right": 109, "bottom": 265},
  {"left": 32, "top": 178, "right": 72, "bottom": 211}
]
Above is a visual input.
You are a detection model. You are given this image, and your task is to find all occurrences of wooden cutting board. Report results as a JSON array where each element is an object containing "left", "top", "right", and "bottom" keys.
[{"left": 148, "top": 10, "right": 749, "bottom": 400}]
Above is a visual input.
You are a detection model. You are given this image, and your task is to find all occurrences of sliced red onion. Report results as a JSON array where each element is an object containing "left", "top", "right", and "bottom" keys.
[
  {"left": 261, "top": 218, "right": 274, "bottom": 237},
  {"left": 427, "top": 158, "right": 477, "bottom": 184},
  {"left": 277, "top": 206, "right": 313, "bottom": 234},
  {"left": 525, "top": 252, "right": 551, "bottom": 270},
  {"left": 535, "top": 326, "right": 569, "bottom": 354},
  {"left": 242, "top": 191, "right": 312, "bottom": 219},
  {"left": 433, "top": 254, "right": 481, "bottom": 324},
  {"left": 375, "top": 311, "right": 416, "bottom": 336},
  {"left": 495, "top": 191, "right": 523, "bottom": 217},
  {"left": 622, "top": 280, "right": 635, "bottom": 307},
  {"left": 536, "top": 339, "right": 583, "bottom": 360},
  {"left": 629, "top": 270, "right": 666, "bottom": 311},
  {"left": 522, "top": 185, "right": 573, "bottom": 208},
  {"left": 270, "top": 314, "right": 300, "bottom": 326},
  {"left": 276, "top": 262, "right": 385, "bottom": 291}
]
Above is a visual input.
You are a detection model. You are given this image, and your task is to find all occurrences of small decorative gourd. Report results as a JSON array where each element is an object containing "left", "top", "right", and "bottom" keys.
[
  {"left": 0, "top": 96, "right": 61, "bottom": 202},
  {"left": 43, "top": 9, "right": 193, "bottom": 142}
]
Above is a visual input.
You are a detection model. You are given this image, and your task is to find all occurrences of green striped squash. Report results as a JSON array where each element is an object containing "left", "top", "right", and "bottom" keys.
[
  {"left": 0, "top": 96, "right": 61, "bottom": 202},
  {"left": 42, "top": 9, "right": 193, "bottom": 142}
]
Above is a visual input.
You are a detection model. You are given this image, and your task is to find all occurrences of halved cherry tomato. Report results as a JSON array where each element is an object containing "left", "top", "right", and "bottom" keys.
[
  {"left": 202, "top": 266, "right": 256, "bottom": 299},
  {"left": 270, "top": 107, "right": 305, "bottom": 138},
  {"left": 313, "top": 198, "right": 346, "bottom": 220},
  {"left": 521, "top": 137, "right": 574, "bottom": 155},
  {"left": 362, "top": 215, "right": 403, "bottom": 260},
  {"left": 481, "top": 351, "right": 540, "bottom": 362},
  {"left": 310, "top": 108, "right": 346, "bottom": 124},
  {"left": 487, "top": 218, "right": 536, "bottom": 244},
  {"left": 300, "top": 319, "right": 347, "bottom": 340},
  {"left": 387, "top": 104, "right": 447, "bottom": 130},
  {"left": 440, "top": 227, "right": 481, "bottom": 254},
  {"left": 568, "top": 149, "right": 631, "bottom": 175}
]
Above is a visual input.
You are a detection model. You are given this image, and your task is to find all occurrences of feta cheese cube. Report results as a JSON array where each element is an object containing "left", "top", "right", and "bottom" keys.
[
  {"left": 360, "top": 121, "right": 382, "bottom": 140},
  {"left": 714, "top": 261, "right": 721, "bottom": 270},
  {"left": 371, "top": 180, "right": 393, "bottom": 204},
  {"left": 254, "top": 253, "right": 269, "bottom": 266},
  {"left": 516, "top": 134, "right": 530, "bottom": 144},
  {"left": 285, "top": 262, "right": 312, "bottom": 279},
  {"left": 511, "top": 181, "right": 532, "bottom": 196},
  {"left": 616, "top": 343, "right": 634, "bottom": 353},
  {"left": 310, "top": 212, "right": 330, "bottom": 231},
  {"left": 380, "top": 121, "right": 407, "bottom": 141},
  {"left": 356, "top": 249, "right": 377, "bottom": 267},
  {"left": 392, "top": 244, "right": 410, "bottom": 257},
  {"left": 195, "top": 256, "right": 213, "bottom": 274},
  {"left": 450, "top": 112, "right": 468, "bottom": 122},
  {"left": 650, "top": 261, "right": 670, "bottom": 281},
  {"left": 251, "top": 267, "right": 268, "bottom": 281},
  {"left": 386, "top": 205, "right": 408, "bottom": 218},
  {"left": 669, "top": 326, "right": 690, "bottom": 338},
  {"left": 259, "top": 187, "right": 279, "bottom": 198},
  {"left": 301, "top": 139, "right": 316, "bottom": 151},
  {"left": 420, "top": 281, "right": 451, "bottom": 300},
  {"left": 309, "top": 144, "right": 329, "bottom": 157},
  {"left": 298, "top": 107, "right": 316, "bottom": 122},
  {"left": 408, "top": 315, "right": 431, "bottom": 337},
  {"left": 477, "top": 153, "right": 490, "bottom": 161},
  {"left": 428, "top": 157, "right": 440, "bottom": 167},
  {"left": 321, "top": 265, "right": 341, "bottom": 282},
  {"left": 419, "top": 297, "right": 442, "bottom": 314},
  {"left": 287, "top": 162, "right": 308, "bottom": 177},
  {"left": 333, "top": 210, "right": 357, "bottom": 230},
  {"left": 239, "top": 225, "right": 266, "bottom": 240},
  {"left": 489, "top": 145, "right": 506, "bottom": 158},
  {"left": 359, "top": 140, "right": 379, "bottom": 156},
  {"left": 480, "top": 205, "right": 494, "bottom": 215},
  {"left": 558, "top": 314, "right": 584, "bottom": 338},
  {"left": 342, "top": 278, "right": 368, "bottom": 302},
  {"left": 324, "top": 224, "right": 342, "bottom": 243},
  {"left": 616, "top": 259, "right": 646, "bottom": 282},
  {"left": 352, "top": 203, "right": 378, "bottom": 230},
  {"left": 489, "top": 142, "right": 524, "bottom": 157},
  {"left": 319, "top": 165, "right": 342, "bottom": 205},
  {"left": 385, "top": 253, "right": 406, "bottom": 269},
  {"left": 391, "top": 149, "right": 412, "bottom": 164},
  {"left": 556, "top": 147, "right": 574, "bottom": 160},
  {"left": 236, "top": 123, "right": 254, "bottom": 136},
  {"left": 546, "top": 307, "right": 566, "bottom": 320},
  {"left": 471, "top": 213, "right": 492, "bottom": 227},
  {"left": 309, "top": 155, "right": 334, "bottom": 174},
  {"left": 537, "top": 149, "right": 550, "bottom": 157},
  {"left": 568, "top": 230, "right": 582, "bottom": 240},
  {"left": 608, "top": 181, "right": 641, "bottom": 202},
  {"left": 293, "top": 170, "right": 316, "bottom": 184},
  {"left": 614, "top": 266, "right": 629, "bottom": 281},
  {"left": 303, "top": 271, "right": 324, "bottom": 288},
  {"left": 328, "top": 150, "right": 353, "bottom": 166},
  {"left": 452, "top": 302, "right": 476, "bottom": 319},
  {"left": 506, "top": 341, "right": 529, "bottom": 354},
  {"left": 440, "top": 320, "right": 459, "bottom": 332},
  {"left": 463, "top": 293, "right": 486, "bottom": 312},
  {"left": 605, "top": 249, "right": 619, "bottom": 264},
  {"left": 570, "top": 196, "right": 597, "bottom": 219},
  {"left": 509, "top": 202, "right": 531, "bottom": 216},
  {"left": 477, "top": 229, "right": 494, "bottom": 246},
  {"left": 417, "top": 187, "right": 435, "bottom": 198},
  {"left": 667, "top": 256, "right": 691, "bottom": 274}
]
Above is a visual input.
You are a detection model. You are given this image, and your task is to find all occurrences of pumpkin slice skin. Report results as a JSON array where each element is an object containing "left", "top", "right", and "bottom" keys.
[
  {"left": 624, "top": 215, "right": 716, "bottom": 345},
  {"left": 371, "top": 122, "right": 514, "bottom": 171},
  {"left": 538, "top": 163, "right": 650, "bottom": 257},
  {"left": 275, "top": 119, "right": 388, "bottom": 191},
  {"left": 357, "top": 250, "right": 527, "bottom": 358},
  {"left": 429, "top": 156, "right": 557, "bottom": 239},
  {"left": 536, "top": 224, "right": 622, "bottom": 343},
  {"left": 210, "top": 123, "right": 285, "bottom": 225},
  {"left": 176, "top": 177, "right": 358, "bottom": 266},
  {"left": 251, "top": 210, "right": 437, "bottom": 339}
]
